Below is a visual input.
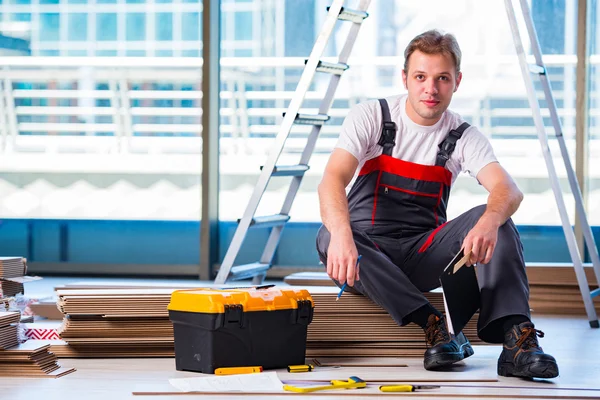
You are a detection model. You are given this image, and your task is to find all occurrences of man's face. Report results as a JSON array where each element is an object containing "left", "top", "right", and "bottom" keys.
[{"left": 402, "top": 50, "right": 462, "bottom": 126}]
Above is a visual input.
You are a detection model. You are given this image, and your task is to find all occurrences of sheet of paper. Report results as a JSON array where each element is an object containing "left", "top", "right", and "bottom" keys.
[
  {"left": 169, "top": 371, "right": 284, "bottom": 392},
  {"left": 2, "top": 276, "right": 42, "bottom": 284}
]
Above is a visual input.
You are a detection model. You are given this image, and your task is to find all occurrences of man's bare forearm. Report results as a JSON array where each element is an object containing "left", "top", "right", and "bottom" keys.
[
  {"left": 318, "top": 179, "right": 352, "bottom": 236},
  {"left": 482, "top": 183, "right": 524, "bottom": 227}
]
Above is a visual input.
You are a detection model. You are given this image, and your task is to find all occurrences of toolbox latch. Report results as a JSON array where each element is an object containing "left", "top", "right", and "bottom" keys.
[
  {"left": 296, "top": 300, "right": 313, "bottom": 325},
  {"left": 223, "top": 304, "right": 244, "bottom": 328}
]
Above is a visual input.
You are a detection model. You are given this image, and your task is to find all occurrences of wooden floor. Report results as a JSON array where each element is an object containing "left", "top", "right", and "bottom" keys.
[{"left": 1, "top": 315, "right": 599, "bottom": 399}]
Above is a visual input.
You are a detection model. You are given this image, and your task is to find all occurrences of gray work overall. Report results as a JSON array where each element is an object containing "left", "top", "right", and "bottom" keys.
[{"left": 316, "top": 99, "right": 530, "bottom": 343}]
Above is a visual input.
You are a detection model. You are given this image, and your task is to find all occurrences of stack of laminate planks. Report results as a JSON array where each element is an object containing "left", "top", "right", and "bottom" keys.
[
  {"left": 0, "top": 257, "right": 27, "bottom": 297},
  {"left": 0, "top": 257, "right": 26, "bottom": 279},
  {"left": 287, "top": 270, "right": 600, "bottom": 316},
  {"left": 54, "top": 286, "right": 486, "bottom": 359},
  {"left": 0, "top": 311, "right": 75, "bottom": 377},
  {"left": 0, "top": 311, "right": 20, "bottom": 350},
  {"left": 526, "top": 265, "right": 600, "bottom": 314},
  {"left": 305, "top": 286, "right": 486, "bottom": 358},
  {"left": 0, "top": 280, "right": 24, "bottom": 297},
  {"left": 55, "top": 289, "right": 175, "bottom": 357},
  {"left": 529, "top": 285, "right": 600, "bottom": 314}
]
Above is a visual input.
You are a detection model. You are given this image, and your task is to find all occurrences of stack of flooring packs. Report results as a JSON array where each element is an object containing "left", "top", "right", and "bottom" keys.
[
  {"left": 0, "top": 311, "right": 20, "bottom": 350},
  {"left": 54, "top": 286, "right": 484, "bottom": 359},
  {"left": 527, "top": 266, "right": 600, "bottom": 314},
  {"left": 0, "top": 311, "right": 75, "bottom": 377},
  {"left": 54, "top": 289, "right": 174, "bottom": 357},
  {"left": 0, "top": 257, "right": 27, "bottom": 297},
  {"left": 305, "top": 287, "right": 485, "bottom": 358}
]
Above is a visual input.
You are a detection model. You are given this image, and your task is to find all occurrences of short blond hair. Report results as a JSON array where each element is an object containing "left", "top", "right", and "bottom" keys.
[{"left": 404, "top": 30, "right": 462, "bottom": 75}]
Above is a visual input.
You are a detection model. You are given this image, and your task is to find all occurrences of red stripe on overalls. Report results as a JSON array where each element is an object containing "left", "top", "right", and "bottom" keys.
[
  {"left": 418, "top": 183, "right": 448, "bottom": 253},
  {"left": 371, "top": 171, "right": 383, "bottom": 225},
  {"left": 359, "top": 154, "right": 452, "bottom": 186},
  {"left": 418, "top": 221, "right": 448, "bottom": 253}
]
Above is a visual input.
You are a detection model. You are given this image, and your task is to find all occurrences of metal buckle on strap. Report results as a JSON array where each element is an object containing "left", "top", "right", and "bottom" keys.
[
  {"left": 448, "top": 129, "right": 463, "bottom": 142},
  {"left": 437, "top": 152, "right": 450, "bottom": 162},
  {"left": 439, "top": 140, "right": 456, "bottom": 154},
  {"left": 378, "top": 121, "right": 397, "bottom": 147},
  {"left": 383, "top": 121, "right": 397, "bottom": 131}
]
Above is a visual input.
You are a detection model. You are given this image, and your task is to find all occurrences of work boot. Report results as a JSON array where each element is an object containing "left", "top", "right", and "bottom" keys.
[
  {"left": 497, "top": 321, "right": 559, "bottom": 379},
  {"left": 423, "top": 314, "right": 474, "bottom": 370}
]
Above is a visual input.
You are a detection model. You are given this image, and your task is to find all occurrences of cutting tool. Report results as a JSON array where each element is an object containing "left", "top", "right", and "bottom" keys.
[{"left": 379, "top": 384, "right": 440, "bottom": 392}]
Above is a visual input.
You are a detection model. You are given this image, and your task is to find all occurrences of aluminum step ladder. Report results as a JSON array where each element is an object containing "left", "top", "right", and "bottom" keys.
[
  {"left": 505, "top": 0, "right": 600, "bottom": 327},
  {"left": 214, "top": 0, "right": 371, "bottom": 284}
]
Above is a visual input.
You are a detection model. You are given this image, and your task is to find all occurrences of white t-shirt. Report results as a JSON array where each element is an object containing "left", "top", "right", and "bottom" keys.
[{"left": 335, "top": 94, "right": 498, "bottom": 185}]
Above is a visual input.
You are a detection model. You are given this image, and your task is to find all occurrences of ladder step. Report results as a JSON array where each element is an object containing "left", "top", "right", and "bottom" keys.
[
  {"left": 238, "top": 214, "right": 290, "bottom": 228},
  {"left": 261, "top": 164, "right": 310, "bottom": 177},
  {"left": 229, "top": 262, "right": 270, "bottom": 281},
  {"left": 528, "top": 64, "right": 546, "bottom": 75},
  {"left": 328, "top": 6, "right": 368, "bottom": 23},
  {"left": 310, "top": 60, "right": 349, "bottom": 75},
  {"left": 591, "top": 288, "right": 600, "bottom": 299},
  {"left": 283, "top": 112, "right": 330, "bottom": 125}
]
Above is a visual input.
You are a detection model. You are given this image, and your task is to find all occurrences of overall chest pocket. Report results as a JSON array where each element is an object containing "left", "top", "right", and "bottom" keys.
[{"left": 377, "top": 173, "right": 441, "bottom": 209}]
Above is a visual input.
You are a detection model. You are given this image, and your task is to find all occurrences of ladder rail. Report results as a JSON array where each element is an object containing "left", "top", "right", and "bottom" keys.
[
  {"left": 259, "top": 0, "right": 373, "bottom": 271},
  {"left": 517, "top": 0, "right": 600, "bottom": 283},
  {"left": 505, "top": 0, "right": 599, "bottom": 325},
  {"left": 214, "top": 0, "right": 348, "bottom": 284}
]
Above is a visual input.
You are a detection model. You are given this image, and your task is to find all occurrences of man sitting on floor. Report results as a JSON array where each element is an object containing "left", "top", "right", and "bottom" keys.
[{"left": 316, "top": 29, "right": 558, "bottom": 379}]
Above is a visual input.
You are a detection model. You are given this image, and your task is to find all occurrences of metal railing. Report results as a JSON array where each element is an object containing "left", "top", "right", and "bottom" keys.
[{"left": 0, "top": 55, "right": 598, "bottom": 158}]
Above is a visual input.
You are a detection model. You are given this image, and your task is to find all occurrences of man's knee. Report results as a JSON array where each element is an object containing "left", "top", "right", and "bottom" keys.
[
  {"left": 316, "top": 225, "right": 331, "bottom": 260},
  {"left": 466, "top": 205, "right": 519, "bottom": 234},
  {"left": 497, "top": 217, "right": 522, "bottom": 248},
  {"left": 469, "top": 204, "right": 487, "bottom": 218}
]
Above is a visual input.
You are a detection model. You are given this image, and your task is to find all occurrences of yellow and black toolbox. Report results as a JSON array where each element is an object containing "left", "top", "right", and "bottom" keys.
[{"left": 167, "top": 286, "right": 314, "bottom": 374}]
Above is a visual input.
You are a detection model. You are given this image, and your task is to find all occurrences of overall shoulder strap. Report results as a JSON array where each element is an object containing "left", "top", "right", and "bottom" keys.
[
  {"left": 435, "top": 121, "right": 470, "bottom": 167},
  {"left": 377, "top": 99, "right": 397, "bottom": 156}
]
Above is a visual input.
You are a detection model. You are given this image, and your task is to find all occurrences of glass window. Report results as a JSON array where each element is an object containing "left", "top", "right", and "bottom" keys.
[
  {"left": 126, "top": 49, "right": 145, "bottom": 56},
  {"left": 68, "top": 0, "right": 87, "bottom": 3},
  {"left": 182, "top": 49, "right": 199, "bottom": 57},
  {"left": 182, "top": 12, "right": 200, "bottom": 41},
  {"left": 126, "top": 0, "right": 145, "bottom": 3},
  {"left": 156, "top": 12, "right": 173, "bottom": 41},
  {"left": 234, "top": 11, "right": 252, "bottom": 41},
  {"left": 39, "top": 13, "right": 60, "bottom": 42},
  {"left": 234, "top": 49, "right": 252, "bottom": 57},
  {"left": 39, "top": 0, "right": 59, "bottom": 4},
  {"left": 12, "top": 0, "right": 32, "bottom": 4},
  {"left": 68, "top": 13, "right": 87, "bottom": 41},
  {"left": 96, "top": 50, "right": 117, "bottom": 56},
  {"left": 38, "top": 49, "right": 60, "bottom": 56},
  {"left": 67, "top": 50, "right": 88, "bottom": 56},
  {"left": 217, "top": 1, "right": 579, "bottom": 240},
  {"left": 12, "top": 13, "right": 31, "bottom": 21},
  {"left": 589, "top": 1, "right": 600, "bottom": 225},
  {"left": 0, "top": 1, "right": 204, "bottom": 273},
  {"left": 126, "top": 13, "right": 146, "bottom": 41},
  {"left": 96, "top": 13, "right": 117, "bottom": 41}
]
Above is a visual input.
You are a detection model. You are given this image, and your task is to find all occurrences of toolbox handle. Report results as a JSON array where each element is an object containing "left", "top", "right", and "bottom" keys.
[
  {"left": 217, "top": 284, "right": 275, "bottom": 290},
  {"left": 255, "top": 284, "right": 276, "bottom": 290}
]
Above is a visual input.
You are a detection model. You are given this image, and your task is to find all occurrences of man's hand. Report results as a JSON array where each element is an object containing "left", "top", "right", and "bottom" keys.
[
  {"left": 327, "top": 231, "right": 360, "bottom": 286},
  {"left": 462, "top": 213, "right": 501, "bottom": 266}
]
